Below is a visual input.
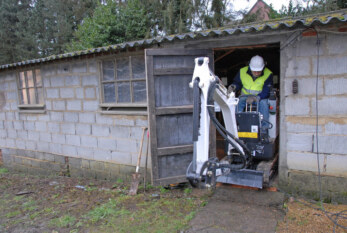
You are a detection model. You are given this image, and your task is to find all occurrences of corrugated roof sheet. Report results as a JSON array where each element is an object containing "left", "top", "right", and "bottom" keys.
[{"left": 1, "top": 10, "right": 346, "bottom": 70}]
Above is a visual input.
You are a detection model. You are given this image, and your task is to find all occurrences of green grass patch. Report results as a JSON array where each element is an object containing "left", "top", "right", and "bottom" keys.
[
  {"left": 5, "top": 210, "right": 21, "bottom": 218},
  {"left": 50, "top": 214, "right": 76, "bottom": 228},
  {"left": 0, "top": 168, "right": 9, "bottom": 174}
]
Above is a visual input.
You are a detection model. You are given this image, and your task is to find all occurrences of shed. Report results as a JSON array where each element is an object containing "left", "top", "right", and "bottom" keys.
[{"left": 0, "top": 10, "right": 346, "bottom": 202}]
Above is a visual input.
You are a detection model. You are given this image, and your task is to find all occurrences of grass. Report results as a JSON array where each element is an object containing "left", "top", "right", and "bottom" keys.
[
  {"left": 0, "top": 168, "right": 9, "bottom": 174},
  {"left": 50, "top": 215, "right": 76, "bottom": 228}
]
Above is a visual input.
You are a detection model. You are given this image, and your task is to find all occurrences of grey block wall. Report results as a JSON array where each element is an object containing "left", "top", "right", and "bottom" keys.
[
  {"left": 280, "top": 27, "right": 347, "bottom": 202},
  {"left": 0, "top": 56, "right": 150, "bottom": 181}
]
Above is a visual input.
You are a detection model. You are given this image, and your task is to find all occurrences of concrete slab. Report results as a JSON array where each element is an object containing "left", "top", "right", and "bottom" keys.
[{"left": 186, "top": 187, "right": 285, "bottom": 233}]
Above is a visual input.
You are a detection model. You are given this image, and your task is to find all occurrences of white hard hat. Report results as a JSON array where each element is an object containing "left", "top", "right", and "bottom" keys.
[{"left": 249, "top": 55, "right": 265, "bottom": 71}]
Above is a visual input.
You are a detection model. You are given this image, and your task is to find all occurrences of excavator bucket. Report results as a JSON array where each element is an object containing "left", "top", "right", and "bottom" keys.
[{"left": 216, "top": 169, "right": 264, "bottom": 189}]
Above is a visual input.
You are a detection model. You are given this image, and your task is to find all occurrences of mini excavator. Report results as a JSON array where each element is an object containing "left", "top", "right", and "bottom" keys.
[{"left": 186, "top": 57, "right": 278, "bottom": 189}]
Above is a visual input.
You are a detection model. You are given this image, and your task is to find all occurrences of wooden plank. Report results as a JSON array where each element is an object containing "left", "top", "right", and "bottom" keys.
[
  {"left": 155, "top": 105, "right": 193, "bottom": 115},
  {"left": 146, "top": 48, "right": 211, "bottom": 56},
  {"left": 157, "top": 145, "right": 193, "bottom": 156},
  {"left": 153, "top": 68, "right": 193, "bottom": 76},
  {"left": 154, "top": 175, "right": 188, "bottom": 186}
]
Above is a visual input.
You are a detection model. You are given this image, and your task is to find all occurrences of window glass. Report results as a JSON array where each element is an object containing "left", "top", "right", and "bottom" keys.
[
  {"left": 27, "top": 70, "right": 34, "bottom": 88},
  {"left": 133, "top": 81, "right": 147, "bottom": 102},
  {"left": 116, "top": 58, "right": 129, "bottom": 80},
  {"left": 102, "top": 60, "right": 115, "bottom": 81},
  {"left": 20, "top": 90, "right": 27, "bottom": 104},
  {"left": 103, "top": 83, "right": 116, "bottom": 103},
  {"left": 117, "top": 82, "right": 131, "bottom": 103},
  {"left": 132, "top": 56, "right": 145, "bottom": 80},
  {"left": 19, "top": 72, "right": 26, "bottom": 88},
  {"left": 37, "top": 88, "right": 44, "bottom": 104},
  {"left": 28, "top": 88, "right": 36, "bottom": 104}
]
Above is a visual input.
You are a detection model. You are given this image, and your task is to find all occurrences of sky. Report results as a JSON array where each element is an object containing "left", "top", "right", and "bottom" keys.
[{"left": 233, "top": 0, "right": 305, "bottom": 12}]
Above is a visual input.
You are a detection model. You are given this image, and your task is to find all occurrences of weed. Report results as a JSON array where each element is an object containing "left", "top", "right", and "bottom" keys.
[
  {"left": 159, "top": 186, "right": 169, "bottom": 194},
  {"left": 184, "top": 188, "right": 192, "bottom": 195},
  {"left": 51, "top": 194, "right": 59, "bottom": 199},
  {"left": 30, "top": 211, "right": 41, "bottom": 220},
  {"left": 23, "top": 200, "right": 37, "bottom": 212},
  {"left": 85, "top": 199, "right": 119, "bottom": 224},
  {"left": 201, "top": 200, "right": 208, "bottom": 207},
  {"left": 6, "top": 210, "right": 21, "bottom": 218},
  {"left": 184, "top": 211, "right": 196, "bottom": 222},
  {"left": 13, "top": 196, "right": 24, "bottom": 202},
  {"left": 0, "top": 168, "right": 9, "bottom": 174},
  {"left": 50, "top": 215, "right": 76, "bottom": 228},
  {"left": 116, "top": 178, "right": 124, "bottom": 183},
  {"left": 85, "top": 186, "right": 98, "bottom": 192}
]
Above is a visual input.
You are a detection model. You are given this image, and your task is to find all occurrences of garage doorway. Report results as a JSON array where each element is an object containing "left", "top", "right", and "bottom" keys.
[{"left": 213, "top": 43, "right": 280, "bottom": 159}]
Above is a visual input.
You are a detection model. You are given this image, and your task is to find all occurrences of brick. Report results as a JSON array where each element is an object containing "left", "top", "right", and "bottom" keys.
[
  {"left": 68, "top": 157, "right": 82, "bottom": 168},
  {"left": 52, "top": 133, "right": 66, "bottom": 144},
  {"left": 35, "top": 122, "right": 47, "bottom": 131},
  {"left": 37, "top": 142, "right": 49, "bottom": 152},
  {"left": 16, "top": 140, "right": 26, "bottom": 149},
  {"left": 41, "top": 65, "right": 56, "bottom": 76},
  {"left": 38, "top": 114, "right": 50, "bottom": 122},
  {"left": 325, "top": 122, "right": 347, "bottom": 135},
  {"left": 285, "top": 97, "right": 310, "bottom": 116},
  {"left": 325, "top": 78, "right": 347, "bottom": 95},
  {"left": 92, "top": 125, "right": 110, "bottom": 137},
  {"left": 40, "top": 132, "right": 52, "bottom": 142},
  {"left": 287, "top": 152, "right": 324, "bottom": 172},
  {"left": 135, "top": 118, "right": 148, "bottom": 127},
  {"left": 111, "top": 125, "right": 130, "bottom": 138},
  {"left": 43, "top": 152, "right": 55, "bottom": 162},
  {"left": 47, "top": 122, "right": 60, "bottom": 133},
  {"left": 77, "top": 147, "right": 94, "bottom": 159},
  {"left": 326, "top": 34, "right": 347, "bottom": 55},
  {"left": 312, "top": 55, "right": 347, "bottom": 76},
  {"left": 52, "top": 100, "right": 65, "bottom": 110},
  {"left": 50, "top": 77, "right": 65, "bottom": 87},
  {"left": 5, "top": 121, "right": 14, "bottom": 129},
  {"left": 90, "top": 160, "right": 105, "bottom": 171},
  {"left": 114, "top": 117, "right": 135, "bottom": 126},
  {"left": 311, "top": 97, "right": 347, "bottom": 116},
  {"left": 5, "top": 112, "right": 14, "bottom": 120},
  {"left": 97, "top": 138, "right": 116, "bottom": 151},
  {"left": 17, "top": 130, "right": 28, "bottom": 139},
  {"left": 284, "top": 77, "right": 323, "bottom": 96},
  {"left": 6, "top": 91, "right": 16, "bottom": 100},
  {"left": 60, "top": 88, "right": 74, "bottom": 98},
  {"left": 117, "top": 139, "right": 137, "bottom": 153},
  {"left": 313, "top": 135, "right": 347, "bottom": 155},
  {"left": 94, "top": 149, "right": 112, "bottom": 161},
  {"left": 81, "top": 135, "right": 97, "bottom": 148},
  {"left": 61, "top": 123, "right": 75, "bottom": 134},
  {"left": 286, "top": 122, "right": 322, "bottom": 134},
  {"left": 26, "top": 115, "right": 37, "bottom": 121},
  {"left": 79, "top": 113, "right": 96, "bottom": 124},
  {"left": 83, "top": 100, "right": 98, "bottom": 111},
  {"left": 66, "top": 135, "right": 81, "bottom": 146},
  {"left": 62, "top": 145, "right": 77, "bottom": 156},
  {"left": 67, "top": 100, "right": 82, "bottom": 111},
  {"left": 326, "top": 154, "right": 347, "bottom": 176},
  {"left": 76, "top": 124, "right": 91, "bottom": 135},
  {"left": 46, "top": 88, "right": 59, "bottom": 98},
  {"left": 64, "top": 112, "right": 79, "bottom": 123},
  {"left": 287, "top": 133, "right": 313, "bottom": 152},
  {"left": 81, "top": 159, "right": 90, "bottom": 169},
  {"left": 7, "top": 129, "right": 17, "bottom": 138},
  {"left": 28, "top": 131, "right": 39, "bottom": 140},
  {"left": 50, "top": 112, "right": 64, "bottom": 122},
  {"left": 65, "top": 75, "right": 80, "bottom": 86},
  {"left": 85, "top": 87, "right": 96, "bottom": 99},
  {"left": 0, "top": 130, "right": 7, "bottom": 138},
  {"left": 26, "top": 141, "right": 37, "bottom": 150},
  {"left": 285, "top": 57, "right": 311, "bottom": 77},
  {"left": 75, "top": 88, "right": 84, "bottom": 99},
  {"left": 72, "top": 62, "right": 87, "bottom": 73},
  {"left": 82, "top": 75, "right": 98, "bottom": 86},
  {"left": 57, "top": 63, "right": 70, "bottom": 74},
  {"left": 43, "top": 77, "right": 51, "bottom": 87},
  {"left": 50, "top": 143, "right": 62, "bottom": 154},
  {"left": 111, "top": 151, "right": 131, "bottom": 165},
  {"left": 96, "top": 115, "right": 113, "bottom": 125},
  {"left": 130, "top": 127, "right": 147, "bottom": 140}
]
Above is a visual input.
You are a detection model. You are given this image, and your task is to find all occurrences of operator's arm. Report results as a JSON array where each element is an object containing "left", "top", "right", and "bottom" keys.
[
  {"left": 232, "top": 71, "right": 242, "bottom": 92},
  {"left": 258, "top": 73, "right": 273, "bottom": 99}
]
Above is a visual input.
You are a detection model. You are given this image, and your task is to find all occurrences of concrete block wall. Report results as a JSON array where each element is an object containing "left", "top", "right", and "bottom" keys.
[
  {"left": 0, "top": 56, "right": 150, "bottom": 181},
  {"left": 280, "top": 25, "right": 347, "bottom": 202}
]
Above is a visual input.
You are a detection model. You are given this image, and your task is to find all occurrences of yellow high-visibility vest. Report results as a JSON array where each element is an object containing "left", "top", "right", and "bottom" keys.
[{"left": 240, "top": 66, "right": 272, "bottom": 95}]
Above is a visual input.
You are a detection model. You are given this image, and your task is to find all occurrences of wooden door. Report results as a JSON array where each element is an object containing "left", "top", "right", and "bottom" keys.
[{"left": 146, "top": 48, "right": 213, "bottom": 186}]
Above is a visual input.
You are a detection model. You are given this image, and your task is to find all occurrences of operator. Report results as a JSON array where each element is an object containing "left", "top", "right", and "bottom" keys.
[{"left": 231, "top": 55, "right": 273, "bottom": 129}]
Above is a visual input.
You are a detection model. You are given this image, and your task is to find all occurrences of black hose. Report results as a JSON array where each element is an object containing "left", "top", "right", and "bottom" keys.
[
  {"left": 206, "top": 80, "right": 250, "bottom": 168},
  {"left": 192, "top": 78, "right": 200, "bottom": 142}
]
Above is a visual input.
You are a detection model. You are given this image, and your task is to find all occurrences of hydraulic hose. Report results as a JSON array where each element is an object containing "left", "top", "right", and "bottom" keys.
[
  {"left": 206, "top": 80, "right": 250, "bottom": 169},
  {"left": 192, "top": 78, "right": 201, "bottom": 142}
]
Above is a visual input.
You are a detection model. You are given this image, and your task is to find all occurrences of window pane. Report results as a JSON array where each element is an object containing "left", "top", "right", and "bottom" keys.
[
  {"left": 132, "top": 56, "right": 145, "bottom": 80},
  {"left": 133, "top": 81, "right": 147, "bottom": 102},
  {"left": 28, "top": 88, "right": 36, "bottom": 104},
  {"left": 20, "top": 89, "right": 27, "bottom": 104},
  {"left": 116, "top": 58, "right": 129, "bottom": 80},
  {"left": 37, "top": 87, "right": 43, "bottom": 104},
  {"left": 103, "top": 83, "right": 116, "bottom": 103},
  {"left": 35, "top": 69, "right": 42, "bottom": 87},
  {"left": 102, "top": 60, "right": 115, "bottom": 81},
  {"left": 27, "top": 70, "right": 34, "bottom": 87},
  {"left": 19, "top": 72, "right": 26, "bottom": 88},
  {"left": 117, "top": 82, "right": 131, "bottom": 103}
]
